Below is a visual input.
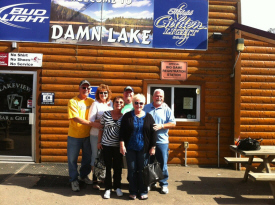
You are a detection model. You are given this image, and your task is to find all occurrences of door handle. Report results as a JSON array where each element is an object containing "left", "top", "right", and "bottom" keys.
[{"left": 29, "top": 113, "right": 34, "bottom": 125}]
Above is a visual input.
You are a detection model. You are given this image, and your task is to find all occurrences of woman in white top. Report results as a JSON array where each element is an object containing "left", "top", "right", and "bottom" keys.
[{"left": 88, "top": 84, "right": 113, "bottom": 189}]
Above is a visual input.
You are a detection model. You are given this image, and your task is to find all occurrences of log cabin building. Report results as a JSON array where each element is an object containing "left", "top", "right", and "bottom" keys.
[{"left": 0, "top": 0, "right": 275, "bottom": 165}]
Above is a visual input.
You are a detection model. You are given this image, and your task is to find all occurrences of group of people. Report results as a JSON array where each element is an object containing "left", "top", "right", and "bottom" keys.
[{"left": 67, "top": 80, "right": 176, "bottom": 200}]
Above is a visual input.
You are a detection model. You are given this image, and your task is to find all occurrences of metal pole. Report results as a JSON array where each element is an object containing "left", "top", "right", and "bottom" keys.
[
  {"left": 185, "top": 147, "right": 187, "bottom": 167},
  {"left": 217, "top": 117, "right": 221, "bottom": 168},
  {"left": 184, "top": 142, "right": 189, "bottom": 167}
]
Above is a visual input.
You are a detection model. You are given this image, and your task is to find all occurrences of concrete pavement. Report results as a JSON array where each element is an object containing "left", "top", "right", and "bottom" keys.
[{"left": 0, "top": 163, "right": 274, "bottom": 205}]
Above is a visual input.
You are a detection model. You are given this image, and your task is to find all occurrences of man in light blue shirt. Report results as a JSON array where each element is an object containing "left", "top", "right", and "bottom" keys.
[{"left": 143, "top": 89, "right": 176, "bottom": 194}]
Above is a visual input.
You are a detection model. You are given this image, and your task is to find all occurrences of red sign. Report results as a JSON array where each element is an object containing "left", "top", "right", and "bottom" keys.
[
  {"left": 0, "top": 53, "right": 8, "bottom": 66},
  {"left": 27, "top": 99, "right": 32, "bottom": 108},
  {"left": 161, "top": 61, "right": 188, "bottom": 80}
]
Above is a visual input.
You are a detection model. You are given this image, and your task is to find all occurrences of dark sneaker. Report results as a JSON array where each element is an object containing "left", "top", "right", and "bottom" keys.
[
  {"left": 71, "top": 180, "right": 80, "bottom": 192},
  {"left": 79, "top": 176, "right": 93, "bottom": 185}
]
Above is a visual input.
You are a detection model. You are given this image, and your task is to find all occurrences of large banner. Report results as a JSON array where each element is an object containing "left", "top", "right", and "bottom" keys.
[{"left": 0, "top": 0, "right": 208, "bottom": 50}]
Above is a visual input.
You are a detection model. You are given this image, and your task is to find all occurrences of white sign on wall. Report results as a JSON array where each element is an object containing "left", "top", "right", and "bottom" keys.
[
  {"left": 8, "top": 53, "right": 43, "bottom": 67},
  {"left": 41, "top": 92, "right": 55, "bottom": 105},
  {"left": 183, "top": 97, "right": 193, "bottom": 110}
]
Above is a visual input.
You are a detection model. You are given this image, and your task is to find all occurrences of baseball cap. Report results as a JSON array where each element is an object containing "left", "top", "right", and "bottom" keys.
[
  {"left": 124, "top": 86, "right": 134, "bottom": 92},
  {"left": 79, "top": 80, "right": 90, "bottom": 87}
]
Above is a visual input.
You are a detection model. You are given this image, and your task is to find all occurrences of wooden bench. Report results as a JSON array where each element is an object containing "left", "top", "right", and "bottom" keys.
[
  {"left": 224, "top": 157, "right": 263, "bottom": 164},
  {"left": 248, "top": 173, "right": 275, "bottom": 182},
  {"left": 224, "top": 157, "right": 275, "bottom": 164}
]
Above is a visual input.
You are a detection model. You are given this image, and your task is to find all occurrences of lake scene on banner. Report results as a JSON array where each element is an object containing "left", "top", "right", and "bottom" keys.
[{"left": 49, "top": 0, "right": 154, "bottom": 48}]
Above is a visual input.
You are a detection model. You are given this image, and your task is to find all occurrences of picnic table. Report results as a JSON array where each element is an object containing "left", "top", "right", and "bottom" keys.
[{"left": 229, "top": 145, "right": 275, "bottom": 201}]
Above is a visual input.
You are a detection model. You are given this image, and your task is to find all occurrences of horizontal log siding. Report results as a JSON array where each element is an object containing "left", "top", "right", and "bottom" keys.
[
  {"left": 240, "top": 34, "right": 275, "bottom": 144},
  {"left": 0, "top": 1, "right": 238, "bottom": 165}
]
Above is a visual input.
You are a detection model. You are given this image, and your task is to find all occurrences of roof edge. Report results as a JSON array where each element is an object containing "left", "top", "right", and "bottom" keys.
[{"left": 230, "top": 23, "right": 275, "bottom": 40}]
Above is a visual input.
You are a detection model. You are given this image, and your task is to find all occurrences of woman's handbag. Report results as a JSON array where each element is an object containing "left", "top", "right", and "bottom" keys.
[
  {"left": 94, "top": 150, "right": 106, "bottom": 180},
  {"left": 142, "top": 156, "right": 164, "bottom": 186},
  {"left": 237, "top": 137, "right": 263, "bottom": 150}
]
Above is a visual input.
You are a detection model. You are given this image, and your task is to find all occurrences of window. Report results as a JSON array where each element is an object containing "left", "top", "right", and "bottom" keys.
[{"left": 147, "top": 85, "right": 201, "bottom": 122}]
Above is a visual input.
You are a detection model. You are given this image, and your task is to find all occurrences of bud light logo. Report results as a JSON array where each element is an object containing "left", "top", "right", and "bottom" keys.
[
  {"left": 0, "top": 0, "right": 51, "bottom": 42},
  {"left": 0, "top": 3, "right": 49, "bottom": 29}
]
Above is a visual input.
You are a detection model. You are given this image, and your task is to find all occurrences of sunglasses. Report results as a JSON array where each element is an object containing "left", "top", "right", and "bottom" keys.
[
  {"left": 115, "top": 101, "right": 124, "bottom": 104},
  {"left": 82, "top": 87, "right": 90, "bottom": 90},
  {"left": 99, "top": 91, "right": 108, "bottom": 95},
  {"left": 134, "top": 102, "right": 144, "bottom": 106}
]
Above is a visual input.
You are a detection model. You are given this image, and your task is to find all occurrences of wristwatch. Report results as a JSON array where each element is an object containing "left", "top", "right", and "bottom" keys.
[{"left": 161, "top": 124, "right": 164, "bottom": 129}]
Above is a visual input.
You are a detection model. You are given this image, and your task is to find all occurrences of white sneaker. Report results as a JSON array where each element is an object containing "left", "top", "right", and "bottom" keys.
[
  {"left": 71, "top": 180, "right": 80, "bottom": 192},
  {"left": 79, "top": 176, "right": 93, "bottom": 185},
  {"left": 104, "top": 189, "right": 111, "bottom": 199},
  {"left": 161, "top": 186, "right": 169, "bottom": 194},
  {"left": 116, "top": 188, "right": 123, "bottom": 197}
]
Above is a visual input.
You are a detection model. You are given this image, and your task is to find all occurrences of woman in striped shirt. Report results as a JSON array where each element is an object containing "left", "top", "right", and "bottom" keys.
[{"left": 97, "top": 96, "right": 124, "bottom": 199}]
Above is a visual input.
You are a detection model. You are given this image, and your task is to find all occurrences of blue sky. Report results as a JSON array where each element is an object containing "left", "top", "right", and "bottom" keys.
[{"left": 52, "top": 0, "right": 154, "bottom": 21}]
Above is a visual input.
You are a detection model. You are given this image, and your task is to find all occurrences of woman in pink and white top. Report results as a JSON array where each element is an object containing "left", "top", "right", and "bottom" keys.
[{"left": 88, "top": 84, "right": 113, "bottom": 189}]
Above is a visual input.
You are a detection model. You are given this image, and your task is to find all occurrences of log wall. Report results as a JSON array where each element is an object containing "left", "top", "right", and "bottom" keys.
[
  {"left": 0, "top": 0, "right": 240, "bottom": 165},
  {"left": 240, "top": 33, "right": 275, "bottom": 145}
]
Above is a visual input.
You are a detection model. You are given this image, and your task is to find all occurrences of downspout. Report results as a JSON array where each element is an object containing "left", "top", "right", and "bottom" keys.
[
  {"left": 230, "top": 51, "right": 241, "bottom": 78},
  {"left": 217, "top": 117, "right": 221, "bottom": 167}
]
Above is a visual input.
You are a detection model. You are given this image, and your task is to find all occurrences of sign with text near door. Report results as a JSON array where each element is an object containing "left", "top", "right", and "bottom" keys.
[{"left": 161, "top": 61, "right": 187, "bottom": 80}]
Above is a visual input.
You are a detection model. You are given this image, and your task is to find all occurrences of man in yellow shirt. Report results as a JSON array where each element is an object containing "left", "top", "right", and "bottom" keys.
[{"left": 67, "top": 80, "right": 102, "bottom": 192}]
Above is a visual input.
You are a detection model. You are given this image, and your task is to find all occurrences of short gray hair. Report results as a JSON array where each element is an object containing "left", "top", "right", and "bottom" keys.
[
  {"left": 132, "top": 94, "right": 145, "bottom": 104},
  {"left": 153, "top": 89, "right": 164, "bottom": 96}
]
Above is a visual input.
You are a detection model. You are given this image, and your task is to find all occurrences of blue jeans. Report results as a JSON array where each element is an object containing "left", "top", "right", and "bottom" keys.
[
  {"left": 90, "top": 135, "right": 98, "bottom": 166},
  {"left": 67, "top": 136, "right": 91, "bottom": 182},
  {"left": 126, "top": 149, "right": 149, "bottom": 196},
  {"left": 153, "top": 143, "right": 169, "bottom": 187}
]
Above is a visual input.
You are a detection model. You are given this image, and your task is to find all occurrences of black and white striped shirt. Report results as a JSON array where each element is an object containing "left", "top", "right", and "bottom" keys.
[{"left": 100, "top": 111, "right": 122, "bottom": 147}]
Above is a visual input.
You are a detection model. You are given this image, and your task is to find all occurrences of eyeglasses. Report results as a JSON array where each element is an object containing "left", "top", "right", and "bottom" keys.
[
  {"left": 134, "top": 102, "right": 144, "bottom": 106},
  {"left": 99, "top": 91, "right": 108, "bottom": 95},
  {"left": 115, "top": 101, "right": 124, "bottom": 104},
  {"left": 82, "top": 87, "right": 90, "bottom": 90}
]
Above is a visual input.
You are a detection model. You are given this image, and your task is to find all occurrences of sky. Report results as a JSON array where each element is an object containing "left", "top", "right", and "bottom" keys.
[{"left": 241, "top": 0, "right": 275, "bottom": 31}]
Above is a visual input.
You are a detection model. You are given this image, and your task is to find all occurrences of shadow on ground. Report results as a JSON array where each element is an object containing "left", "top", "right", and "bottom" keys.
[
  {"left": 176, "top": 168, "right": 273, "bottom": 204},
  {"left": 0, "top": 163, "right": 131, "bottom": 199},
  {"left": 0, "top": 164, "right": 274, "bottom": 204}
]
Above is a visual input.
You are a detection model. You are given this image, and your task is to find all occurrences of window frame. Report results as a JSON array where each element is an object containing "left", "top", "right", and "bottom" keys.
[{"left": 143, "top": 80, "right": 205, "bottom": 126}]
